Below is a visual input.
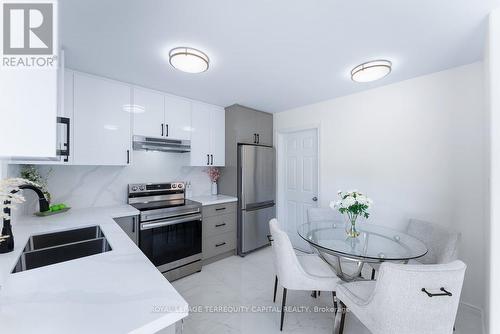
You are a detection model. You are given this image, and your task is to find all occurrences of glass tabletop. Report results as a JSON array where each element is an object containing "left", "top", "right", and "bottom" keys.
[{"left": 298, "top": 221, "right": 428, "bottom": 262}]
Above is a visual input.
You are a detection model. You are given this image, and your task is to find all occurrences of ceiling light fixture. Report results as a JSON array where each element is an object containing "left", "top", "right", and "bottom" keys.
[
  {"left": 169, "top": 47, "right": 209, "bottom": 73},
  {"left": 351, "top": 60, "right": 392, "bottom": 83}
]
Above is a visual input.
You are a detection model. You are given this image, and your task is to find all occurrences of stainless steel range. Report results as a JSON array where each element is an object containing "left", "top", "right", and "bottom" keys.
[{"left": 128, "top": 182, "right": 202, "bottom": 281}]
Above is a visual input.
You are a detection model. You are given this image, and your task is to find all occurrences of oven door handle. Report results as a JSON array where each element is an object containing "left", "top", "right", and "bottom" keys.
[{"left": 140, "top": 213, "right": 202, "bottom": 230}]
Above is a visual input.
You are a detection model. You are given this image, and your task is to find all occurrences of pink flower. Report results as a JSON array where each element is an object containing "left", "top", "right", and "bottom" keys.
[{"left": 205, "top": 167, "right": 221, "bottom": 183}]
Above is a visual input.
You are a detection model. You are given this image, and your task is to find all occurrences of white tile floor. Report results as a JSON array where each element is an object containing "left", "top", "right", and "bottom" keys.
[{"left": 173, "top": 247, "right": 482, "bottom": 334}]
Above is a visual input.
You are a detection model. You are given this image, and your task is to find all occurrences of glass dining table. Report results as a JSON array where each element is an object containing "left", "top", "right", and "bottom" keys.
[{"left": 297, "top": 221, "right": 428, "bottom": 281}]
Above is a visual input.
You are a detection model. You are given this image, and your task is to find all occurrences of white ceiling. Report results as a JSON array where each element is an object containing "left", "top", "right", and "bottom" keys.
[{"left": 60, "top": 0, "right": 499, "bottom": 113}]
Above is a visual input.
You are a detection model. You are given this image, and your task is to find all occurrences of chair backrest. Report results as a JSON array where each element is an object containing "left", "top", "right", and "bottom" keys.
[
  {"left": 406, "top": 219, "right": 460, "bottom": 264},
  {"left": 307, "top": 207, "right": 336, "bottom": 223},
  {"left": 269, "top": 219, "right": 308, "bottom": 288},
  {"left": 369, "top": 261, "right": 466, "bottom": 334}
]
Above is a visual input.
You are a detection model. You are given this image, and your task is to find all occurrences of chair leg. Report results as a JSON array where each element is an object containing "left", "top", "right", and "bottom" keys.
[
  {"left": 332, "top": 291, "right": 338, "bottom": 314},
  {"left": 318, "top": 291, "right": 321, "bottom": 296},
  {"left": 339, "top": 301, "right": 347, "bottom": 334},
  {"left": 311, "top": 290, "right": 317, "bottom": 298},
  {"left": 280, "top": 288, "right": 287, "bottom": 331},
  {"left": 371, "top": 268, "right": 376, "bottom": 280},
  {"left": 273, "top": 275, "right": 278, "bottom": 303}
]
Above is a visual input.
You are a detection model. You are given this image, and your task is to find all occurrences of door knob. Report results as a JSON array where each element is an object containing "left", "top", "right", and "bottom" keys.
[{"left": 312, "top": 197, "right": 318, "bottom": 202}]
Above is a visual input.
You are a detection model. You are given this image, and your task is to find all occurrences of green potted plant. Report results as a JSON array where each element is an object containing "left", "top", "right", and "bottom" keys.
[{"left": 19, "top": 165, "right": 52, "bottom": 204}]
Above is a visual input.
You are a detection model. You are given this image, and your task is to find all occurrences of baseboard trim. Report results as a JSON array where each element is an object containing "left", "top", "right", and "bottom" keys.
[{"left": 459, "top": 301, "right": 484, "bottom": 334}]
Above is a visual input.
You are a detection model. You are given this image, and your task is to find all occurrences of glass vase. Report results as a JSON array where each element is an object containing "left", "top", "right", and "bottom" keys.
[
  {"left": 211, "top": 181, "right": 218, "bottom": 195},
  {"left": 345, "top": 215, "right": 360, "bottom": 238}
]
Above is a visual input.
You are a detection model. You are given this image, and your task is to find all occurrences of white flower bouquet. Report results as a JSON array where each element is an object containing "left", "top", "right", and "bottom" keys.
[
  {"left": 0, "top": 178, "right": 39, "bottom": 247},
  {"left": 330, "top": 190, "right": 373, "bottom": 238}
]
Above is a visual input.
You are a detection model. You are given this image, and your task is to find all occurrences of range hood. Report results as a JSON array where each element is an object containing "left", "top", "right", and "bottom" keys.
[{"left": 132, "top": 136, "right": 191, "bottom": 153}]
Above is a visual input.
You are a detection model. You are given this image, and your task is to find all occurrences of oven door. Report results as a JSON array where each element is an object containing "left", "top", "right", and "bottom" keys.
[{"left": 139, "top": 213, "right": 202, "bottom": 270}]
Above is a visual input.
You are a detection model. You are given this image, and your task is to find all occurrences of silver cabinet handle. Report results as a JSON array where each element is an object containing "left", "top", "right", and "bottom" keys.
[
  {"left": 312, "top": 197, "right": 318, "bottom": 202},
  {"left": 161, "top": 123, "right": 164, "bottom": 136},
  {"left": 207, "top": 154, "right": 210, "bottom": 165}
]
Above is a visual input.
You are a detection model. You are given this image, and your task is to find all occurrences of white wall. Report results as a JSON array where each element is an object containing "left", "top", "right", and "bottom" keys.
[
  {"left": 487, "top": 8, "right": 500, "bottom": 334},
  {"left": 7, "top": 151, "right": 213, "bottom": 214},
  {"left": 274, "top": 63, "right": 487, "bottom": 311}
]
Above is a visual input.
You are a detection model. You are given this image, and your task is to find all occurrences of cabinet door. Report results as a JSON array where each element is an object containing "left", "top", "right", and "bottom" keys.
[
  {"left": 133, "top": 87, "right": 164, "bottom": 138},
  {"left": 0, "top": 68, "right": 57, "bottom": 158},
  {"left": 73, "top": 73, "right": 132, "bottom": 165},
  {"left": 210, "top": 106, "right": 225, "bottom": 166},
  {"left": 114, "top": 216, "right": 139, "bottom": 245},
  {"left": 255, "top": 111, "right": 273, "bottom": 145},
  {"left": 164, "top": 95, "right": 191, "bottom": 140},
  {"left": 190, "top": 102, "right": 212, "bottom": 166},
  {"left": 228, "top": 105, "right": 257, "bottom": 144}
]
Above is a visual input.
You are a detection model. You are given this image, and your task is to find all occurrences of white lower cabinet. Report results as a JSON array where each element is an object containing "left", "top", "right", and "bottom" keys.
[
  {"left": 73, "top": 73, "right": 132, "bottom": 165},
  {"left": 190, "top": 103, "right": 225, "bottom": 166}
]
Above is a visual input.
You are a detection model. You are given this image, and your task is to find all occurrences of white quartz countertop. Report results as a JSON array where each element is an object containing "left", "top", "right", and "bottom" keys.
[
  {"left": 189, "top": 195, "right": 238, "bottom": 206},
  {"left": 0, "top": 205, "right": 188, "bottom": 334}
]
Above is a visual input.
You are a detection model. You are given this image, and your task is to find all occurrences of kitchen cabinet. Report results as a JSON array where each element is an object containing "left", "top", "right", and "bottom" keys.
[
  {"left": 73, "top": 72, "right": 132, "bottom": 165},
  {"left": 219, "top": 104, "right": 273, "bottom": 197},
  {"left": 202, "top": 202, "right": 236, "bottom": 263},
  {"left": 114, "top": 215, "right": 139, "bottom": 245},
  {"left": 133, "top": 87, "right": 164, "bottom": 138},
  {"left": 0, "top": 64, "right": 58, "bottom": 159},
  {"left": 132, "top": 88, "right": 191, "bottom": 140},
  {"left": 190, "top": 102, "right": 225, "bottom": 166},
  {"left": 225, "top": 104, "right": 273, "bottom": 146},
  {"left": 8, "top": 68, "right": 73, "bottom": 165},
  {"left": 164, "top": 95, "right": 191, "bottom": 140}
]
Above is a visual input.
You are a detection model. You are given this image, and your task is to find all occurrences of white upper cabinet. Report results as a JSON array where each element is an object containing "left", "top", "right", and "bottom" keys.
[
  {"left": 190, "top": 102, "right": 225, "bottom": 166},
  {"left": 73, "top": 73, "right": 132, "bottom": 166},
  {"left": 164, "top": 95, "right": 191, "bottom": 140},
  {"left": 133, "top": 88, "right": 164, "bottom": 138},
  {"left": 210, "top": 106, "right": 225, "bottom": 166},
  {"left": 132, "top": 88, "right": 191, "bottom": 141},
  {"left": 190, "top": 103, "right": 212, "bottom": 166},
  {"left": 0, "top": 67, "right": 58, "bottom": 158}
]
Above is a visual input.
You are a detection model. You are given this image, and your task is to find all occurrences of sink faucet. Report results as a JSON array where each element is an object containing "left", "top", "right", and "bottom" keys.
[{"left": 0, "top": 183, "right": 50, "bottom": 254}]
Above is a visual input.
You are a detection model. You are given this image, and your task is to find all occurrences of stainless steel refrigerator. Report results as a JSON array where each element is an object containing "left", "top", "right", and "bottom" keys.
[{"left": 237, "top": 144, "right": 276, "bottom": 256}]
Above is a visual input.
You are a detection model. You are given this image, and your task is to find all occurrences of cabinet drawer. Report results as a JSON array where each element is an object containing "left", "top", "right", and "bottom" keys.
[
  {"left": 203, "top": 202, "right": 236, "bottom": 218},
  {"left": 203, "top": 232, "right": 236, "bottom": 259},
  {"left": 203, "top": 213, "right": 236, "bottom": 238}
]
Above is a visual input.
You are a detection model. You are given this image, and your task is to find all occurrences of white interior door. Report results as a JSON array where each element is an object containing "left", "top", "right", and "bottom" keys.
[{"left": 283, "top": 128, "right": 318, "bottom": 250}]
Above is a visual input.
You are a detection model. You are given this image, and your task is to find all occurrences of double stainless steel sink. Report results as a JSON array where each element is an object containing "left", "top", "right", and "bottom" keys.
[{"left": 12, "top": 226, "right": 112, "bottom": 273}]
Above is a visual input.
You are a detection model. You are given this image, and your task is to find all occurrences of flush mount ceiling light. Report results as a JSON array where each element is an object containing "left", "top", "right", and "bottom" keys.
[
  {"left": 351, "top": 60, "right": 392, "bottom": 83},
  {"left": 169, "top": 47, "right": 209, "bottom": 73}
]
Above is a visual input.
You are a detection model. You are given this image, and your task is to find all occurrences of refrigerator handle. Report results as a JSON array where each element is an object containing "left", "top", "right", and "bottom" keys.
[{"left": 245, "top": 200, "right": 275, "bottom": 211}]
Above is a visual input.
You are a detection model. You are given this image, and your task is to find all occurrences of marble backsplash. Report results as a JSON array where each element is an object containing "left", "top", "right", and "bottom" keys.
[{"left": 7, "top": 150, "right": 214, "bottom": 215}]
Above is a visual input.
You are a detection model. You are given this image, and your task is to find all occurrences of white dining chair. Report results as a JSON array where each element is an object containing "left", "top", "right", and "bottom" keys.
[
  {"left": 369, "top": 218, "right": 461, "bottom": 280},
  {"left": 406, "top": 218, "right": 461, "bottom": 264},
  {"left": 335, "top": 260, "right": 466, "bottom": 334},
  {"left": 269, "top": 218, "right": 341, "bottom": 331}
]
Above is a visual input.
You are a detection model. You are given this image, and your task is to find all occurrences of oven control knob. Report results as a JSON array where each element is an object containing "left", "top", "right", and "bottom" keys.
[
  {"left": 132, "top": 186, "right": 138, "bottom": 192},
  {"left": 139, "top": 186, "right": 145, "bottom": 191},
  {"left": 172, "top": 184, "right": 177, "bottom": 189},
  {"left": 178, "top": 183, "right": 184, "bottom": 189}
]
